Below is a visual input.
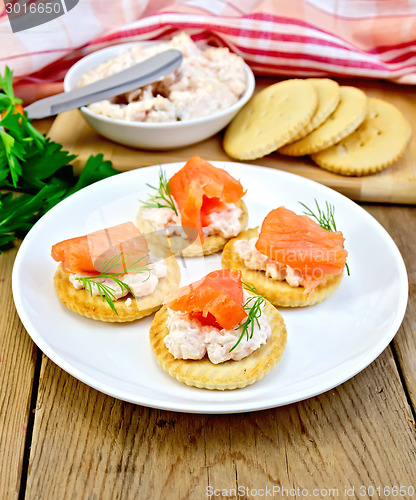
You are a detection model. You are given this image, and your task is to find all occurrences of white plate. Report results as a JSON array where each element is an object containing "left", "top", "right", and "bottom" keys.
[{"left": 12, "top": 163, "right": 408, "bottom": 414}]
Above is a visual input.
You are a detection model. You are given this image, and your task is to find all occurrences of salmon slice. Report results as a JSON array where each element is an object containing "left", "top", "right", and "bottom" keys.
[
  {"left": 51, "top": 222, "right": 149, "bottom": 275},
  {"left": 168, "top": 155, "right": 245, "bottom": 238},
  {"left": 166, "top": 269, "right": 247, "bottom": 330},
  {"left": 255, "top": 207, "right": 348, "bottom": 292}
]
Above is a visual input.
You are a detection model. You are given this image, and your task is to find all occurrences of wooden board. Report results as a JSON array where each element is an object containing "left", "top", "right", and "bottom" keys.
[
  {"left": 366, "top": 205, "right": 416, "bottom": 404},
  {"left": 0, "top": 246, "right": 39, "bottom": 500},
  {"left": 47, "top": 78, "right": 416, "bottom": 204},
  {"left": 24, "top": 348, "right": 416, "bottom": 499}
]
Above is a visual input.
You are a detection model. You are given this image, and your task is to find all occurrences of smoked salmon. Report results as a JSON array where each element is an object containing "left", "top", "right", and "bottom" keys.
[
  {"left": 51, "top": 222, "right": 149, "bottom": 275},
  {"left": 255, "top": 207, "right": 348, "bottom": 292},
  {"left": 168, "top": 155, "right": 246, "bottom": 238},
  {"left": 166, "top": 268, "right": 247, "bottom": 330}
]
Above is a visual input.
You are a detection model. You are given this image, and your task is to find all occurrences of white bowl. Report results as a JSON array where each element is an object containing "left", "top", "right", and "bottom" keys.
[{"left": 64, "top": 42, "right": 255, "bottom": 150}]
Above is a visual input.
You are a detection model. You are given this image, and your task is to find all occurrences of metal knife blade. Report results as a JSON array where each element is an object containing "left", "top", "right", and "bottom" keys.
[{"left": 25, "top": 49, "right": 183, "bottom": 119}]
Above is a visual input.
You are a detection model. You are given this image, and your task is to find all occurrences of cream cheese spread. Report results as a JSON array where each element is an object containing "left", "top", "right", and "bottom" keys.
[
  {"left": 140, "top": 202, "right": 242, "bottom": 239},
  {"left": 233, "top": 237, "right": 302, "bottom": 287},
  {"left": 164, "top": 291, "right": 271, "bottom": 364},
  {"left": 140, "top": 206, "right": 181, "bottom": 229},
  {"left": 202, "top": 203, "right": 242, "bottom": 238},
  {"left": 80, "top": 32, "right": 247, "bottom": 123},
  {"left": 69, "top": 260, "right": 167, "bottom": 299}
]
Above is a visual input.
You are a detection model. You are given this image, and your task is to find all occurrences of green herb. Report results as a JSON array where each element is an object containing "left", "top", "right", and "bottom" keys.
[
  {"left": 230, "top": 282, "right": 266, "bottom": 353},
  {"left": 299, "top": 199, "right": 350, "bottom": 275},
  {"left": 0, "top": 66, "right": 120, "bottom": 252},
  {"left": 0, "top": 185, "right": 68, "bottom": 247},
  {"left": 76, "top": 253, "right": 151, "bottom": 315},
  {"left": 299, "top": 199, "right": 338, "bottom": 232},
  {"left": 141, "top": 165, "right": 178, "bottom": 215},
  {"left": 0, "top": 66, "right": 46, "bottom": 188}
]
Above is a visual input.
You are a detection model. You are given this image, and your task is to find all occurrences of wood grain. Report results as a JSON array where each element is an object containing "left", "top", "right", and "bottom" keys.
[
  {"left": 364, "top": 205, "right": 416, "bottom": 407},
  {"left": 24, "top": 347, "right": 415, "bottom": 499},
  {"left": 47, "top": 78, "right": 416, "bottom": 204},
  {"left": 0, "top": 247, "right": 38, "bottom": 499}
]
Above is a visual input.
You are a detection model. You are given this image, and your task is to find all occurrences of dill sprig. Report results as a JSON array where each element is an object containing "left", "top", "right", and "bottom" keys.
[
  {"left": 299, "top": 199, "right": 350, "bottom": 276},
  {"left": 230, "top": 282, "right": 266, "bottom": 353},
  {"left": 75, "top": 253, "right": 151, "bottom": 315},
  {"left": 299, "top": 199, "right": 337, "bottom": 232},
  {"left": 141, "top": 166, "right": 178, "bottom": 215}
]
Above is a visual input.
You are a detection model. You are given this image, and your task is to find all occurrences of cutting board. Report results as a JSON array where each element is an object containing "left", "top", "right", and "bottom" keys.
[{"left": 47, "top": 77, "right": 416, "bottom": 204}]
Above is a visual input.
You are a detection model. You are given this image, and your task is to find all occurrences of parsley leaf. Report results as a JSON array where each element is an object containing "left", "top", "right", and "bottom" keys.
[
  {"left": 0, "top": 66, "right": 120, "bottom": 253},
  {"left": 66, "top": 154, "right": 118, "bottom": 197}
]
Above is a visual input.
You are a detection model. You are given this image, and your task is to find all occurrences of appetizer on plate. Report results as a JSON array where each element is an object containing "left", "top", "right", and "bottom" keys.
[
  {"left": 51, "top": 222, "right": 180, "bottom": 322},
  {"left": 149, "top": 268, "right": 287, "bottom": 390},
  {"left": 222, "top": 202, "right": 348, "bottom": 307},
  {"left": 137, "top": 155, "right": 248, "bottom": 256}
]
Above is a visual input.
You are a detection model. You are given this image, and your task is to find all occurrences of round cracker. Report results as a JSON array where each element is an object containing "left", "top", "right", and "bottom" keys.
[
  {"left": 223, "top": 79, "right": 318, "bottom": 160},
  {"left": 136, "top": 199, "right": 248, "bottom": 257},
  {"left": 53, "top": 256, "right": 180, "bottom": 322},
  {"left": 310, "top": 98, "right": 412, "bottom": 176},
  {"left": 288, "top": 78, "right": 340, "bottom": 141},
  {"left": 279, "top": 86, "right": 367, "bottom": 156},
  {"left": 221, "top": 228, "right": 343, "bottom": 307},
  {"left": 149, "top": 301, "right": 287, "bottom": 390}
]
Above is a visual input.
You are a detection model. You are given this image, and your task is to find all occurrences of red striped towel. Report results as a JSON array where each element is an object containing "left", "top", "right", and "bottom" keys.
[{"left": 2, "top": 0, "right": 416, "bottom": 103}]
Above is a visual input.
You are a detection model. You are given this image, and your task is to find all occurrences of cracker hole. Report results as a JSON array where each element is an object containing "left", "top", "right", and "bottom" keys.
[{"left": 376, "top": 130, "right": 381, "bottom": 135}]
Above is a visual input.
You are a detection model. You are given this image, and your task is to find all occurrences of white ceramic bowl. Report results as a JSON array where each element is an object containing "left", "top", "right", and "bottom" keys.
[{"left": 64, "top": 42, "right": 255, "bottom": 150}]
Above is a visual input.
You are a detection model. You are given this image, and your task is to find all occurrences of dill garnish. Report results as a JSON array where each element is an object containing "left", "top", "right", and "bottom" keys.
[
  {"left": 75, "top": 253, "right": 151, "bottom": 315},
  {"left": 299, "top": 199, "right": 350, "bottom": 276},
  {"left": 299, "top": 199, "right": 338, "bottom": 232},
  {"left": 141, "top": 166, "right": 178, "bottom": 215},
  {"left": 230, "top": 282, "right": 266, "bottom": 353}
]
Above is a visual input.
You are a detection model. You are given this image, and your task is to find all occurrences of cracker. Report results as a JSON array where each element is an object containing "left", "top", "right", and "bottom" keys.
[
  {"left": 310, "top": 98, "right": 412, "bottom": 176},
  {"left": 223, "top": 79, "right": 318, "bottom": 160},
  {"left": 53, "top": 256, "right": 180, "bottom": 322},
  {"left": 149, "top": 301, "right": 287, "bottom": 390},
  {"left": 136, "top": 199, "right": 248, "bottom": 257},
  {"left": 279, "top": 86, "right": 367, "bottom": 156},
  {"left": 288, "top": 78, "right": 340, "bottom": 141},
  {"left": 221, "top": 228, "right": 343, "bottom": 307}
]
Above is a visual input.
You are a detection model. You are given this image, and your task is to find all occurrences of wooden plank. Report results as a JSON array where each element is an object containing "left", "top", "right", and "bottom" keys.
[
  {"left": 0, "top": 117, "right": 53, "bottom": 499},
  {"left": 0, "top": 247, "right": 38, "bottom": 499},
  {"left": 25, "top": 346, "right": 415, "bottom": 499},
  {"left": 31, "top": 117, "right": 55, "bottom": 135},
  {"left": 364, "top": 205, "right": 416, "bottom": 406},
  {"left": 46, "top": 78, "right": 416, "bottom": 204}
]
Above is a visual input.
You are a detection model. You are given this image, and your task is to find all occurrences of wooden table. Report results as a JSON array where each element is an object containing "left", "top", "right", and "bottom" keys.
[{"left": 1, "top": 115, "right": 416, "bottom": 500}]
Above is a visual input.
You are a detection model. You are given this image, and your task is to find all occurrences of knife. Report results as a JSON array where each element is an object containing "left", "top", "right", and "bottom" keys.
[{"left": 25, "top": 49, "right": 183, "bottom": 119}]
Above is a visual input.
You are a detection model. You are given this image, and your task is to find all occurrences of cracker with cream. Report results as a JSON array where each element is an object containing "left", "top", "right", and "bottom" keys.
[{"left": 149, "top": 269, "right": 287, "bottom": 390}]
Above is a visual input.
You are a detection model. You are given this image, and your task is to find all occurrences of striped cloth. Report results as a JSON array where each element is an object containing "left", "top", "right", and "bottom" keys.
[{"left": 2, "top": 0, "right": 416, "bottom": 103}]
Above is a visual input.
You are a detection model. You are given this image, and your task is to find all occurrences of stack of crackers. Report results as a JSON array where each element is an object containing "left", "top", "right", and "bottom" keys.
[{"left": 223, "top": 78, "right": 412, "bottom": 176}]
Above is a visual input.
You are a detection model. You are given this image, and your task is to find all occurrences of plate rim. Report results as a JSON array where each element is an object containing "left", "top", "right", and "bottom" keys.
[{"left": 12, "top": 162, "right": 409, "bottom": 413}]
